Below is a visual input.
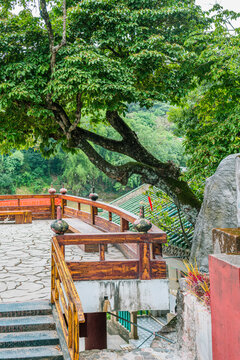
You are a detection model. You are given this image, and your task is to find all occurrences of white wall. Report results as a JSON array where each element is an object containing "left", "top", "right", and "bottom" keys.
[
  {"left": 74, "top": 279, "right": 169, "bottom": 313},
  {"left": 181, "top": 293, "right": 212, "bottom": 360}
]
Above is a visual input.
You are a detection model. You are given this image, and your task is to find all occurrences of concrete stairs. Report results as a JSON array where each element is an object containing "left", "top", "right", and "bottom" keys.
[{"left": 0, "top": 301, "right": 64, "bottom": 359}]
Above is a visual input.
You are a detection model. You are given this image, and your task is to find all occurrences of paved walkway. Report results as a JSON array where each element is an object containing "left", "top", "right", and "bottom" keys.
[{"left": 0, "top": 220, "right": 126, "bottom": 303}]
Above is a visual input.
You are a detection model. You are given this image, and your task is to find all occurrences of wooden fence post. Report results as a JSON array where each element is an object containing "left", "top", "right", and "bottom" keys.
[
  {"left": 100, "top": 244, "right": 105, "bottom": 261},
  {"left": 73, "top": 305, "right": 79, "bottom": 360},
  {"left": 61, "top": 198, "right": 66, "bottom": 216},
  {"left": 50, "top": 196, "right": 55, "bottom": 219},
  {"left": 120, "top": 218, "right": 129, "bottom": 232},
  {"left": 90, "top": 206, "right": 98, "bottom": 225},
  {"left": 60, "top": 245, "right": 65, "bottom": 258},
  {"left": 139, "top": 242, "right": 151, "bottom": 280},
  {"left": 130, "top": 312, "right": 138, "bottom": 339},
  {"left": 68, "top": 306, "right": 73, "bottom": 349}
]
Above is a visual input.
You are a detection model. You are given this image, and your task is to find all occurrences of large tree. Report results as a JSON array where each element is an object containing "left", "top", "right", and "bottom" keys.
[{"left": 0, "top": 0, "right": 213, "bottom": 222}]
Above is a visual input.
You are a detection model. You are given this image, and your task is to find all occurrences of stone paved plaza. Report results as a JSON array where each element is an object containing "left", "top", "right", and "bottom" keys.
[
  {"left": 0, "top": 220, "right": 53, "bottom": 302},
  {"left": 0, "top": 220, "right": 126, "bottom": 303}
]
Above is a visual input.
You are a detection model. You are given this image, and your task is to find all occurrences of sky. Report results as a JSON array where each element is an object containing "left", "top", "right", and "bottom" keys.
[
  {"left": 14, "top": 0, "right": 240, "bottom": 16},
  {"left": 196, "top": 0, "right": 240, "bottom": 12}
]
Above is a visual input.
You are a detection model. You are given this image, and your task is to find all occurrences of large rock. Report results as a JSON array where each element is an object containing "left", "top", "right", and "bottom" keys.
[{"left": 190, "top": 154, "right": 240, "bottom": 271}]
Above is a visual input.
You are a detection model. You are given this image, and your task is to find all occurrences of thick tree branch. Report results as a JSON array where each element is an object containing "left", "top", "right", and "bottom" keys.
[
  {"left": 73, "top": 137, "right": 201, "bottom": 224},
  {"left": 68, "top": 93, "right": 83, "bottom": 133},
  {"left": 105, "top": 46, "right": 124, "bottom": 58},
  {"left": 52, "top": 110, "right": 66, "bottom": 133},
  {"left": 71, "top": 128, "right": 126, "bottom": 153},
  {"left": 106, "top": 110, "right": 138, "bottom": 140},
  {"left": 61, "top": 109, "right": 179, "bottom": 178},
  {"left": 46, "top": 102, "right": 71, "bottom": 132},
  {"left": 39, "top": 0, "right": 54, "bottom": 51},
  {"left": 15, "top": 97, "right": 200, "bottom": 223},
  {"left": 71, "top": 127, "right": 177, "bottom": 178},
  {"left": 76, "top": 137, "right": 127, "bottom": 180},
  {"left": 54, "top": 0, "right": 67, "bottom": 52},
  {"left": 17, "top": 98, "right": 182, "bottom": 195},
  {"left": 67, "top": 109, "right": 166, "bottom": 169},
  {"left": 106, "top": 110, "right": 176, "bottom": 169},
  {"left": 39, "top": 0, "right": 67, "bottom": 70},
  {"left": 39, "top": 0, "right": 55, "bottom": 70}
]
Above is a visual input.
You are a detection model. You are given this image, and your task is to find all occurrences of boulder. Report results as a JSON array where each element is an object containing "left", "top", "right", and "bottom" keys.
[{"left": 190, "top": 153, "right": 240, "bottom": 271}]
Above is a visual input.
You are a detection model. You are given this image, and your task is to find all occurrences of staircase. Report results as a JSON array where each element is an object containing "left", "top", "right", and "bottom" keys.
[{"left": 0, "top": 301, "right": 65, "bottom": 360}]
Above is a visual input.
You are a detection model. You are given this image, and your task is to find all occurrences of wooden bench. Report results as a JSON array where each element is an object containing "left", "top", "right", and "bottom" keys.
[{"left": 0, "top": 210, "right": 32, "bottom": 224}]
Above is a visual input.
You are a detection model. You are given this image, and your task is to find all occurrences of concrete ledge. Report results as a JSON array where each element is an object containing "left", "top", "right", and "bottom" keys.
[
  {"left": 212, "top": 228, "right": 240, "bottom": 254},
  {"left": 178, "top": 287, "right": 212, "bottom": 360},
  {"left": 107, "top": 319, "right": 129, "bottom": 343},
  {"left": 74, "top": 279, "right": 169, "bottom": 313}
]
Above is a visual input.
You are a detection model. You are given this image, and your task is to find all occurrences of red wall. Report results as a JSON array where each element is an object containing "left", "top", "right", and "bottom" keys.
[{"left": 209, "top": 254, "right": 240, "bottom": 360}]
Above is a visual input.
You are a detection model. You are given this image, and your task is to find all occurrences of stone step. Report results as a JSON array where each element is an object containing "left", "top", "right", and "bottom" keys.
[
  {"left": 0, "top": 315, "right": 56, "bottom": 333},
  {"left": 0, "top": 345, "right": 63, "bottom": 359},
  {"left": 0, "top": 302, "right": 52, "bottom": 318},
  {"left": 0, "top": 330, "right": 59, "bottom": 348}
]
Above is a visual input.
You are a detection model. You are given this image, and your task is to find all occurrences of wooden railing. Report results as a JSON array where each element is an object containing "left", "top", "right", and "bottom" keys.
[
  {"left": 0, "top": 193, "right": 165, "bottom": 256},
  {"left": 59, "top": 194, "right": 163, "bottom": 233},
  {"left": 0, "top": 194, "right": 60, "bottom": 220},
  {"left": 0, "top": 192, "right": 163, "bottom": 227},
  {"left": 58, "top": 194, "right": 166, "bottom": 257},
  {"left": 51, "top": 236, "right": 85, "bottom": 360},
  {"left": 0, "top": 192, "right": 167, "bottom": 359},
  {"left": 54, "top": 232, "right": 167, "bottom": 282},
  {"left": 51, "top": 230, "right": 166, "bottom": 359},
  {"left": 0, "top": 193, "right": 164, "bottom": 234}
]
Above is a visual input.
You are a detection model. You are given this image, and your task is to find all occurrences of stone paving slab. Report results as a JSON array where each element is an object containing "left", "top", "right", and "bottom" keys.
[{"left": 0, "top": 220, "right": 126, "bottom": 303}]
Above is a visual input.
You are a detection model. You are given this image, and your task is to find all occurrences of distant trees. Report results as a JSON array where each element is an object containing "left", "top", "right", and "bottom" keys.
[{"left": 0, "top": 149, "right": 52, "bottom": 194}]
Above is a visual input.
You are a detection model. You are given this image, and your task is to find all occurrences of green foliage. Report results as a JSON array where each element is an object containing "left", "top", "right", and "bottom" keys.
[
  {"left": 0, "top": 0, "right": 207, "bottom": 154},
  {"left": 146, "top": 186, "right": 193, "bottom": 246},
  {"left": 0, "top": 149, "right": 52, "bottom": 194},
  {"left": 169, "top": 87, "right": 240, "bottom": 198},
  {"left": 0, "top": 173, "right": 15, "bottom": 194},
  {"left": 126, "top": 103, "right": 186, "bottom": 166},
  {"left": 1, "top": 0, "right": 234, "bottom": 211},
  {"left": 168, "top": 5, "right": 240, "bottom": 196}
]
